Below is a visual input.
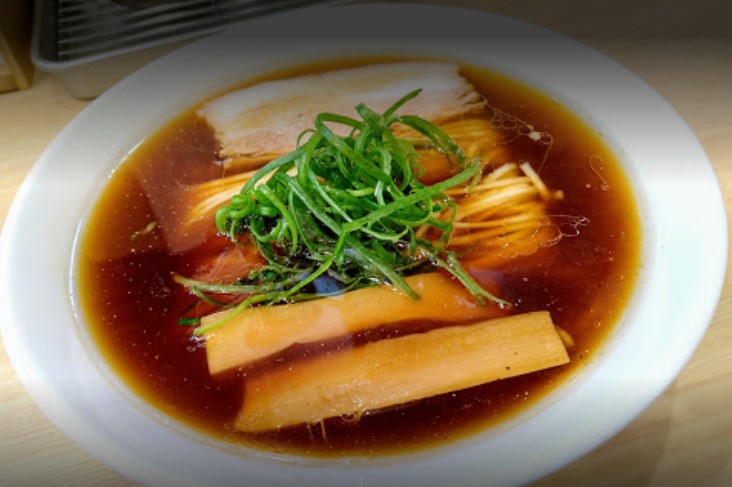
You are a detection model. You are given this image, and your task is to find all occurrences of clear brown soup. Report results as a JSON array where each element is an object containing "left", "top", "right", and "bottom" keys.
[{"left": 77, "top": 59, "right": 641, "bottom": 456}]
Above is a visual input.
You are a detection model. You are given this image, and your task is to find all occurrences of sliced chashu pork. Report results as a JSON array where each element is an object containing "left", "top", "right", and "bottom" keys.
[{"left": 197, "top": 62, "right": 486, "bottom": 166}]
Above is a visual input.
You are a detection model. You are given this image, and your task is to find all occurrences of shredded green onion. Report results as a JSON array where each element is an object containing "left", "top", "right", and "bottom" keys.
[{"left": 180, "top": 89, "right": 507, "bottom": 334}]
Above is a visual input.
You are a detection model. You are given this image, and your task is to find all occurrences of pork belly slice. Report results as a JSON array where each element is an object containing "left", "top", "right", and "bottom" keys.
[{"left": 197, "top": 62, "right": 485, "bottom": 164}]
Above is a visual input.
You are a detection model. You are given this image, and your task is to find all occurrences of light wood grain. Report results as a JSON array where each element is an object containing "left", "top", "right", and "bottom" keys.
[{"left": 1, "top": 1, "right": 730, "bottom": 485}]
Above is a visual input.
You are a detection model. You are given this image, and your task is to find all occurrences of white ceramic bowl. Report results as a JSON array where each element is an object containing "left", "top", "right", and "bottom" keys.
[{"left": 1, "top": 4, "right": 726, "bottom": 486}]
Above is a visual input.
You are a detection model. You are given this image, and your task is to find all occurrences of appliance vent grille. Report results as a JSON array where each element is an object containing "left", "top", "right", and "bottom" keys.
[{"left": 54, "top": 0, "right": 341, "bottom": 61}]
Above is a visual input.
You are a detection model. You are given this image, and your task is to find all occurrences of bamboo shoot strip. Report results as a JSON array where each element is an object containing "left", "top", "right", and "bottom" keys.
[
  {"left": 204, "top": 273, "right": 501, "bottom": 375},
  {"left": 235, "top": 311, "right": 568, "bottom": 432}
]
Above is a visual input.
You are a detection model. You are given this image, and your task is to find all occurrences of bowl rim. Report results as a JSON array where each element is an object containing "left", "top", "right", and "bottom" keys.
[{"left": 1, "top": 3, "right": 727, "bottom": 486}]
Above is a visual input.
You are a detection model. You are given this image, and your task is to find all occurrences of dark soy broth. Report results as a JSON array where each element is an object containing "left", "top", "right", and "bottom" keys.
[{"left": 77, "top": 59, "right": 641, "bottom": 456}]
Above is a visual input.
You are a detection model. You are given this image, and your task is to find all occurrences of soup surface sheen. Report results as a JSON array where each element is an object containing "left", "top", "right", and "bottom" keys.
[{"left": 78, "top": 59, "right": 641, "bottom": 457}]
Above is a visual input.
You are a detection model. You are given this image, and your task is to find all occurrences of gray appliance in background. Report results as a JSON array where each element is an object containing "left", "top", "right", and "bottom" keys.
[{"left": 32, "top": 0, "right": 351, "bottom": 98}]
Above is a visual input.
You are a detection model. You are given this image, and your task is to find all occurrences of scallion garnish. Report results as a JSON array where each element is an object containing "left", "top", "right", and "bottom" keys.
[{"left": 183, "top": 89, "right": 507, "bottom": 333}]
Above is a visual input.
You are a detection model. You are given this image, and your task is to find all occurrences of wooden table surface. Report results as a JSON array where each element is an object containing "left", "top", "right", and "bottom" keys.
[{"left": 1, "top": 1, "right": 730, "bottom": 485}]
